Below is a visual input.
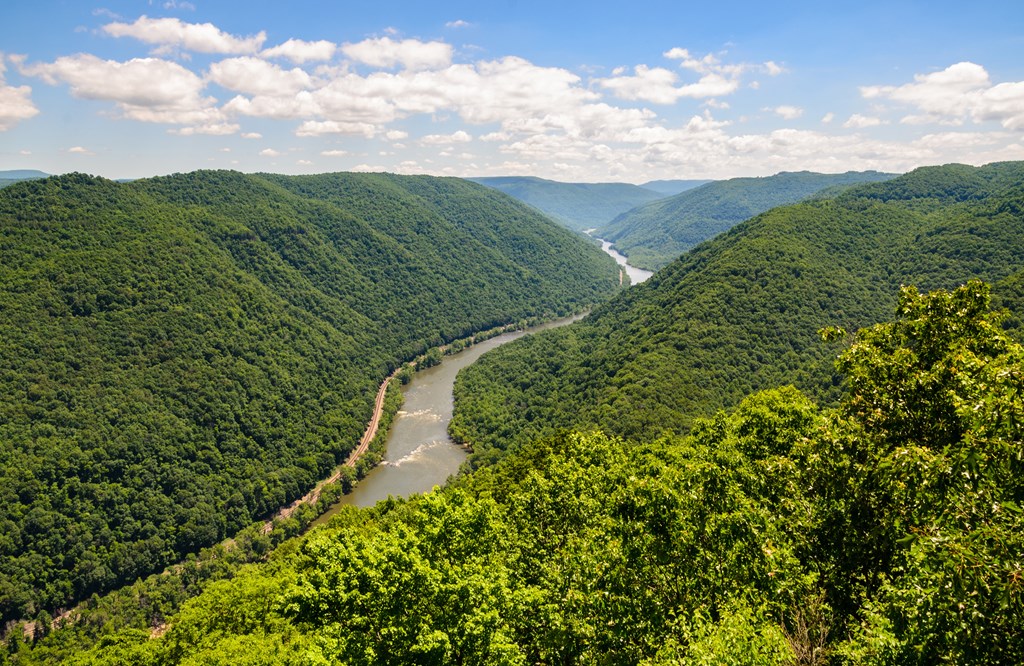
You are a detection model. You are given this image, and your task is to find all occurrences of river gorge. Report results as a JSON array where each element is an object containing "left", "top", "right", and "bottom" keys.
[{"left": 322, "top": 242, "right": 653, "bottom": 512}]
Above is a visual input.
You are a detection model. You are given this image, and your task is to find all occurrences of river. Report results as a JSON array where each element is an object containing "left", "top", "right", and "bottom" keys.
[
  {"left": 600, "top": 240, "right": 653, "bottom": 286},
  {"left": 317, "top": 244, "right": 653, "bottom": 514}
]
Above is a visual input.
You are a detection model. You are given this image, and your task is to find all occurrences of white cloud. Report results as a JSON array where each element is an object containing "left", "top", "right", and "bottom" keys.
[
  {"left": 222, "top": 92, "right": 319, "bottom": 119},
  {"left": 861, "top": 62, "right": 1024, "bottom": 131},
  {"left": 342, "top": 37, "right": 452, "bottom": 70},
  {"left": 24, "top": 54, "right": 205, "bottom": 107},
  {"left": 240, "top": 132, "right": 262, "bottom": 139},
  {"left": 420, "top": 129, "right": 472, "bottom": 144},
  {"left": 598, "top": 65, "right": 682, "bottom": 104},
  {"left": 169, "top": 123, "right": 239, "bottom": 135},
  {"left": 351, "top": 163, "right": 387, "bottom": 172},
  {"left": 821, "top": 112, "right": 835, "bottom": 124},
  {"left": 0, "top": 62, "right": 39, "bottom": 131},
  {"left": 68, "top": 146, "right": 94, "bottom": 154},
  {"left": 259, "top": 148, "right": 280, "bottom": 157},
  {"left": 102, "top": 16, "right": 265, "bottom": 54},
  {"left": 320, "top": 149, "right": 348, "bottom": 156},
  {"left": 771, "top": 105, "right": 803, "bottom": 120},
  {"left": 21, "top": 53, "right": 225, "bottom": 128},
  {"left": 763, "top": 61, "right": 784, "bottom": 76},
  {"left": 446, "top": 20, "right": 471, "bottom": 28},
  {"left": 843, "top": 113, "right": 885, "bottom": 129},
  {"left": 601, "top": 48, "right": 759, "bottom": 104},
  {"left": 261, "top": 39, "right": 337, "bottom": 64},
  {"left": 294, "top": 119, "right": 377, "bottom": 137},
  {"left": 163, "top": 1, "right": 196, "bottom": 10},
  {"left": 296, "top": 159, "right": 313, "bottom": 165},
  {"left": 385, "top": 129, "right": 408, "bottom": 140},
  {"left": 208, "top": 57, "right": 314, "bottom": 96},
  {"left": 19, "top": 149, "right": 31, "bottom": 155}
]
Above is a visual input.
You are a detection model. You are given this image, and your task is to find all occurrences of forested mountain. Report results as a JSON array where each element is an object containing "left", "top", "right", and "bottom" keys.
[
  {"left": 0, "top": 170, "right": 49, "bottom": 189},
  {"left": 639, "top": 178, "right": 712, "bottom": 196},
  {"left": 599, "top": 170, "right": 897, "bottom": 269},
  {"left": 468, "top": 176, "right": 666, "bottom": 231},
  {"left": 0, "top": 170, "right": 619, "bottom": 624},
  {"left": 17, "top": 281, "right": 1023, "bottom": 664},
  {"left": 451, "top": 162, "right": 1024, "bottom": 465}
]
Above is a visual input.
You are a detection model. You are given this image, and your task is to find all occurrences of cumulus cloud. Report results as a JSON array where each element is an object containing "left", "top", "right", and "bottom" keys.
[
  {"left": 385, "top": 129, "right": 408, "bottom": 140},
  {"left": 208, "top": 57, "right": 314, "bottom": 96},
  {"left": 843, "top": 113, "right": 885, "bottom": 129},
  {"left": 222, "top": 91, "right": 319, "bottom": 119},
  {"left": 102, "top": 16, "right": 265, "bottom": 54},
  {"left": 240, "top": 132, "right": 262, "bottom": 139},
  {"left": 169, "top": 122, "right": 239, "bottom": 135},
  {"left": 320, "top": 149, "right": 348, "bottom": 156},
  {"left": 861, "top": 62, "right": 1024, "bottom": 131},
  {"left": 342, "top": 37, "right": 452, "bottom": 70},
  {"left": 446, "top": 20, "right": 471, "bottom": 28},
  {"left": 68, "top": 146, "right": 94, "bottom": 154},
  {"left": 420, "top": 130, "right": 472, "bottom": 144},
  {"left": 771, "top": 105, "right": 803, "bottom": 120},
  {"left": 294, "top": 119, "right": 377, "bottom": 137},
  {"left": 259, "top": 148, "right": 280, "bottom": 156},
  {"left": 821, "top": 112, "right": 835, "bottom": 124},
  {"left": 0, "top": 57, "right": 39, "bottom": 130},
  {"left": 20, "top": 53, "right": 227, "bottom": 131},
  {"left": 600, "top": 48, "right": 762, "bottom": 104},
  {"left": 261, "top": 38, "right": 337, "bottom": 64}
]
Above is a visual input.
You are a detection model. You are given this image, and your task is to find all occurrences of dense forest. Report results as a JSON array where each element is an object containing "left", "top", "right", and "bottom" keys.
[
  {"left": 0, "top": 170, "right": 620, "bottom": 625},
  {"left": 451, "top": 162, "right": 1024, "bottom": 466},
  {"left": 599, "top": 170, "right": 896, "bottom": 270},
  {"left": 11, "top": 281, "right": 1022, "bottom": 664},
  {"left": 5, "top": 162, "right": 1023, "bottom": 664},
  {"left": 469, "top": 176, "right": 667, "bottom": 231}
]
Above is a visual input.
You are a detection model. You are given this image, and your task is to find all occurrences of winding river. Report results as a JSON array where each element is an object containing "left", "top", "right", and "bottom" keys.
[{"left": 321, "top": 243, "right": 653, "bottom": 512}]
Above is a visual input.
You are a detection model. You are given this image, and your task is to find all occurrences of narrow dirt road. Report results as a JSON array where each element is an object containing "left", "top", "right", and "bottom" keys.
[{"left": 262, "top": 367, "right": 402, "bottom": 531}]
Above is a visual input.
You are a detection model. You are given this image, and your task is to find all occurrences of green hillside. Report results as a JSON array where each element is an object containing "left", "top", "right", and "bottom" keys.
[
  {"left": 468, "top": 176, "right": 665, "bottom": 231},
  {"left": 600, "top": 170, "right": 897, "bottom": 270},
  {"left": 0, "top": 170, "right": 619, "bottom": 624},
  {"left": 17, "top": 281, "right": 1024, "bottom": 664},
  {"left": 451, "top": 162, "right": 1024, "bottom": 464}
]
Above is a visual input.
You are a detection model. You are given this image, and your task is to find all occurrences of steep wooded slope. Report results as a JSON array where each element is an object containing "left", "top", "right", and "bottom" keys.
[
  {"left": 468, "top": 176, "right": 665, "bottom": 231},
  {"left": 0, "top": 170, "right": 619, "bottom": 623},
  {"left": 452, "top": 162, "right": 1024, "bottom": 465},
  {"left": 600, "top": 170, "right": 897, "bottom": 270}
]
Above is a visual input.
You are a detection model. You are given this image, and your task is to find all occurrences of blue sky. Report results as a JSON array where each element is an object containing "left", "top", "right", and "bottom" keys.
[{"left": 1, "top": 0, "right": 1022, "bottom": 181}]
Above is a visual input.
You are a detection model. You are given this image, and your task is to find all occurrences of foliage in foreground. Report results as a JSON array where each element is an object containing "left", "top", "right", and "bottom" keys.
[{"left": 13, "top": 281, "right": 1022, "bottom": 664}]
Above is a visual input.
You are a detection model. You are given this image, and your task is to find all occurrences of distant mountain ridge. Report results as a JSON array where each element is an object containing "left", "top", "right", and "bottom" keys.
[
  {"left": 0, "top": 169, "right": 49, "bottom": 179},
  {"left": 468, "top": 175, "right": 667, "bottom": 231},
  {"left": 0, "top": 169, "right": 50, "bottom": 188},
  {"left": 600, "top": 170, "right": 899, "bottom": 269},
  {"left": 640, "top": 179, "right": 712, "bottom": 196}
]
